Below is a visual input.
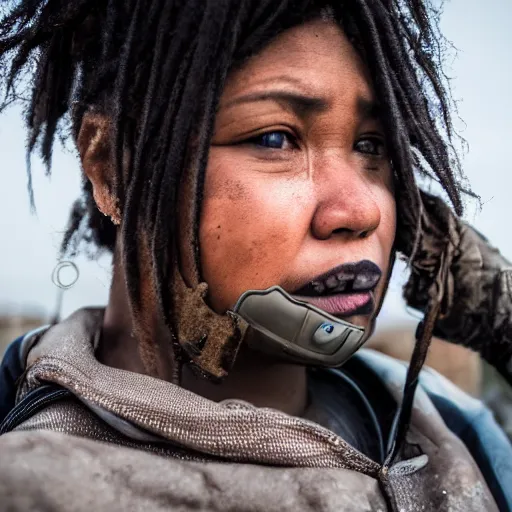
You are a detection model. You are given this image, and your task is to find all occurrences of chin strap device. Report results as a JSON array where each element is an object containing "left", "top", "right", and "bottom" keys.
[{"left": 233, "top": 286, "right": 368, "bottom": 367}]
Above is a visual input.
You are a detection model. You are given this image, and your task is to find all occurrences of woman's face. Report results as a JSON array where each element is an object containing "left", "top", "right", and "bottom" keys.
[{"left": 199, "top": 19, "right": 396, "bottom": 331}]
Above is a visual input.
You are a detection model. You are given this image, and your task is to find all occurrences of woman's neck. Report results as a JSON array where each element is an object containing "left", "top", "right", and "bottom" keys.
[
  {"left": 181, "top": 340, "right": 308, "bottom": 416},
  {"left": 96, "top": 262, "right": 308, "bottom": 417}
]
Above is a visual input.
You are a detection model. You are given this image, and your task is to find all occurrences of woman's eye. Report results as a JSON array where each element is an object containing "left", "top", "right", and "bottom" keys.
[
  {"left": 250, "top": 131, "right": 295, "bottom": 150},
  {"left": 354, "top": 137, "right": 386, "bottom": 157}
]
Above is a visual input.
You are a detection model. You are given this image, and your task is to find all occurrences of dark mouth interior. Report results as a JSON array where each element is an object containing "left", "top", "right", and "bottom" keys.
[
  {"left": 297, "top": 285, "right": 356, "bottom": 297},
  {"left": 292, "top": 261, "right": 382, "bottom": 297},
  {"left": 294, "top": 274, "right": 380, "bottom": 297}
]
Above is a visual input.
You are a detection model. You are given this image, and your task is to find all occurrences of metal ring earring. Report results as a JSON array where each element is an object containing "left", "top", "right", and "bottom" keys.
[{"left": 52, "top": 261, "right": 80, "bottom": 290}]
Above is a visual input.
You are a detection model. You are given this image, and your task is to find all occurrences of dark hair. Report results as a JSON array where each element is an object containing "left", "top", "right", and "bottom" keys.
[{"left": 0, "top": 0, "right": 466, "bottom": 321}]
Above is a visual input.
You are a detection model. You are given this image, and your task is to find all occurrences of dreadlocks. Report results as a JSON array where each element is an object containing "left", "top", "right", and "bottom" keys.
[{"left": 0, "top": 0, "right": 466, "bottom": 372}]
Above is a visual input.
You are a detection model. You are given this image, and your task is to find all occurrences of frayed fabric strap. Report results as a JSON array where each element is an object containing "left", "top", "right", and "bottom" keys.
[{"left": 381, "top": 248, "right": 451, "bottom": 475}]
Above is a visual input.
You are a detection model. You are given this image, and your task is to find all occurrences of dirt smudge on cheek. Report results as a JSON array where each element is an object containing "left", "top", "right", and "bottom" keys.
[
  {"left": 202, "top": 158, "right": 250, "bottom": 202},
  {"left": 225, "top": 178, "right": 249, "bottom": 202}
]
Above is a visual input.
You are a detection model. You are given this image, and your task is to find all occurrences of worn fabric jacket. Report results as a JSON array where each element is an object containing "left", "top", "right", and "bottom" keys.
[{"left": 0, "top": 308, "right": 510, "bottom": 511}]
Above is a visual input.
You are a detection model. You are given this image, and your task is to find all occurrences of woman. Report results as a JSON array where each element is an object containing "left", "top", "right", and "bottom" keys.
[{"left": 0, "top": 1, "right": 511, "bottom": 511}]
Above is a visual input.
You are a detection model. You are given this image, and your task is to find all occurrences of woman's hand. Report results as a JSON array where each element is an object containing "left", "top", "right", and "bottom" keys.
[{"left": 400, "top": 190, "right": 512, "bottom": 383}]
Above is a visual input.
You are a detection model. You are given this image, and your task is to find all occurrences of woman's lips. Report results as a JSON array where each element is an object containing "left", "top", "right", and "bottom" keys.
[{"left": 292, "top": 292, "right": 374, "bottom": 318}]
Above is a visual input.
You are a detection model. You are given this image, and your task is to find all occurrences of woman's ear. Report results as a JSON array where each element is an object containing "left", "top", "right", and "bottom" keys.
[{"left": 77, "top": 112, "right": 122, "bottom": 225}]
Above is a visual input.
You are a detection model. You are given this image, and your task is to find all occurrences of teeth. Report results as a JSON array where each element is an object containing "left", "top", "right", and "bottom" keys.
[
  {"left": 307, "top": 271, "right": 378, "bottom": 296},
  {"left": 312, "top": 281, "right": 326, "bottom": 294},
  {"left": 334, "top": 279, "right": 347, "bottom": 292},
  {"left": 354, "top": 274, "right": 371, "bottom": 288},
  {"left": 325, "top": 275, "right": 339, "bottom": 289},
  {"left": 354, "top": 273, "right": 378, "bottom": 290}
]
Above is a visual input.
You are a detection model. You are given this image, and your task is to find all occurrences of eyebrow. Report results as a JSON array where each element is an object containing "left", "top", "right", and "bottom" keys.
[
  {"left": 223, "top": 90, "right": 381, "bottom": 123},
  {"left": 223, "top": 91, "right": 329, "bottom": 119}
]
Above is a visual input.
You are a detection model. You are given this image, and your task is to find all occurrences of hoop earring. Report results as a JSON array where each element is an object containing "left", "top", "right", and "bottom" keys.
[
  {"left": 52, "top": 261, "right": 80, "bottom": 290},
  {"left": 50, "top": 261, "right": 80, "bottom": 325}
]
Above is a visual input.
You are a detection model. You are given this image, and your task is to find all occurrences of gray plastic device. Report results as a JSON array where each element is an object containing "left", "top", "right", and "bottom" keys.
[{"left": 233, "top": 286, "right": 367, "bottom": 367}]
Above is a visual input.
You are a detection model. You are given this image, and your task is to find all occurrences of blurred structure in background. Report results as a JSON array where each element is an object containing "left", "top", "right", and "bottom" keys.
[{"left": 0, "top": 311, "right": 45, "bottom": 356}]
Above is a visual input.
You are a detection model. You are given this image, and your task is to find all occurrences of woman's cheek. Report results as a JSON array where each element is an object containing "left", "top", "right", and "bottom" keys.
[
  {"left": 202, "top": 181, "right": 308, "bottom": 264},
  {"left": 382, "top": 188, "right": 397, "bottom": 251},
  {"left": 200, "top": 170, "right": 312, "bottom": 311}
]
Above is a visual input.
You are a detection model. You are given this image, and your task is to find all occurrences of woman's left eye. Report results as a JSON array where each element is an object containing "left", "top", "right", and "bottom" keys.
[
  {"left": 250, "top": 131, "right": 296, "bottom": 149},
  {"left": 354, "top": 137, "right": 386, "bottom": 157}
]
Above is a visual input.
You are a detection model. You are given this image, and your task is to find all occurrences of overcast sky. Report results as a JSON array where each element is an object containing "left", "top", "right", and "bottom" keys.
[{"left": 1, "top": 0, "right": 511, "bottom": 328}]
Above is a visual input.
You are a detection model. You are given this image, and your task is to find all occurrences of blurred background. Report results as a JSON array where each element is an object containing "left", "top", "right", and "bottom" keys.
[{"left": 1, "top": 0, "right": 511, "bottom": 434}]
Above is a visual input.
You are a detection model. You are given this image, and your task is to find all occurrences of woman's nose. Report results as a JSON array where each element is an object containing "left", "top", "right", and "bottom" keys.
[{"left": 311, "top": 157, "right": 382, "bottom": 241}]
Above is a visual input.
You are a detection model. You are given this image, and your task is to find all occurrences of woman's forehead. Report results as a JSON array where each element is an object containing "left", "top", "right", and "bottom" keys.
[{"left": 219, "top": 19, "right": 375, "bottom": 109}]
